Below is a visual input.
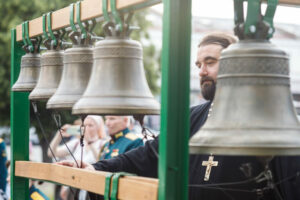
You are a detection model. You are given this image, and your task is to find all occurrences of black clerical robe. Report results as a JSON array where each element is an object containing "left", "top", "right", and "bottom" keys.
[{"left": 90, "top": 101, "right": 300, "bottom": 200}]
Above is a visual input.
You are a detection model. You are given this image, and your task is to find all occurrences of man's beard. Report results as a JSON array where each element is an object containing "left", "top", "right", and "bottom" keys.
[{"left": 200, "top": 76, "right": 216, "bottom": 101}]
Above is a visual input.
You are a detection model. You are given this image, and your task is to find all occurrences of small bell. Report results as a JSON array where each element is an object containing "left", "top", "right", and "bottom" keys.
[
  {"left": 12, "top": 52, "right": 41, "bottom": 92},
  {"left": 46, "top": 31, "right": 93, "bottom": 110},
  {"left": 29, "top": 37, "right": 64, "bottom": 101}
]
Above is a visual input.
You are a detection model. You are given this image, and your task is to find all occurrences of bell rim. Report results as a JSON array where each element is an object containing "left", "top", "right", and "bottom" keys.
[
  {"left": 12, "top": 84, "right": 36, "bottom": 91},
  {"left": 46, "top": 104, "right": 73, "bottom": 110},
  {"left": 189, "top": 145, "right": 300, "bottom": 156},
  {"left": 72, "top": 107, "right": 160, "bottom": 115}
]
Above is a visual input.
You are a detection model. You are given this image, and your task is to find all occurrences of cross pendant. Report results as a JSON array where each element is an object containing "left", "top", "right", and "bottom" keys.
[{"left": 202, "top": 155, "right": 218, "bottom": 181}]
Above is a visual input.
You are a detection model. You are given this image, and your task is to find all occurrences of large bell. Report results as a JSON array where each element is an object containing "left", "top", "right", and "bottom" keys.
[
  {"left": 12, "top": 52, "right": 41, "bottom": 92},
  {"left": 189, "top": 40, "right": 300, "bottom": 156},
  {"left": 29, "top": 50, "right": 63, "bottom": 101},
  {"left": 72, "top": 35, "right": 160, "bottom": 115},
  {"left": 46, "top": 44, "right": 93, "bottom": 109}
]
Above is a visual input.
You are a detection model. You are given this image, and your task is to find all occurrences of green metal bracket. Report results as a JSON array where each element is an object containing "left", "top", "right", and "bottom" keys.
[
  {"left": 234, "top": 0, "right": 244, "bottom": 26},
  {"left": 47, "top": 12, "right": 57, "bottom": 46},
  {"left": 70, "top": 4, "right": 78, "bottom": 32},
  {"left": 21, "top": 22, "right": 28, "bottom": 46},
  {"left": 159, "top": 0, "right": 191, "bottom": 200},
  {"left": 264, "top": 0, "right": 278, "bottom": 38},
  {"left": 42, "top": 14, "right": 49, "bottom": 40},
  {"left": 76, "top": 1, "right": 87, "bottom": 39},
  {"left": 234, "top": 0, "right": 278, "bottom": 39},
  {"left": 111, "top": 172, "right": 136, "bottom": 200},
  {"left": 89, "top": 19, "right": 97, "bottom": 32},
  {"left": 102, "top": 0, "right": 111, "bottom": 22},
  {"left": 244, "top": 0, "right": 260, "bottom": 35},
  {"left": 25, "top": 21, "right": 34, "bottom": 52},
  {"left": 104, "top": 173, "right": 114, "bottom": 200},
  {"left": 110, "top": 0, "right": 123, "bottom": 32}
]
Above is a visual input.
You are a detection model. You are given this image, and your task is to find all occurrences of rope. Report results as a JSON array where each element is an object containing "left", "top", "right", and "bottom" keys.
[
  {"left": 31, "top": 102, "right": 77, "bottom": 197},
  {"left": 31, "top": 102, "right": 57, "bottom": 162},
  {"left": 52, "top": 112, "right": 80, "bottom": 168}
]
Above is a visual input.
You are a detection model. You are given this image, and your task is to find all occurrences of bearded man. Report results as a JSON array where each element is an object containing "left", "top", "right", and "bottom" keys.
[{"left": 59, "top": 33, "right": 300, "bottom": 200}]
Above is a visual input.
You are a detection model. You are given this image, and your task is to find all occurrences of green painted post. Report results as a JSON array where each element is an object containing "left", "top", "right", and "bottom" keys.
[
  {"left": 10, "top": 29, "right": 30, "bottom": 200},
  {"left": 158, "top": 0, "right": 192, "bottom": 200}
]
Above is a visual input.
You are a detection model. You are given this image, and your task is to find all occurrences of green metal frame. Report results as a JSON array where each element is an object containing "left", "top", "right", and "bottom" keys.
[
  {"left": 10, "top": 29, "right": 30, "bottom": 200},
  {"left": 10, "top": 0, "right": 192, "bottom": 200},
  {"left": 159, "top": 0, "right": 191, "bottom": 200}
]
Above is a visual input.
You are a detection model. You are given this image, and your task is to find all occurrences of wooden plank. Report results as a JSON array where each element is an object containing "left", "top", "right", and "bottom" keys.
[
  {"left": 262, "top": 0, "right": 300, "bottom": 5},
  {"left": 15, "top": 0, "right": 300, "bottom": 42},
  {"left": 278, "top": 0, "right": 300, "bottom": 5},
  {"left": 16, "top": 0, "right": 161, "bottom": 41},
  {"left": 15, "top": 161, "right": 158, "bottom": 200}
]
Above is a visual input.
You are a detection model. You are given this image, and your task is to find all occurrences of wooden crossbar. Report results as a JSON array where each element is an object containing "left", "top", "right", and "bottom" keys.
[
  {"left": 15, "top": 0, "right": 300, "bottom": 42},
  {"left": 277, "top": 0, "right": 300, "bottom": 5},
  {"left": 15, "top": 0, "right": 161, "bottom": 42},
  {"left": 15, "top": 161, "right": 158, "bottom": 200}
]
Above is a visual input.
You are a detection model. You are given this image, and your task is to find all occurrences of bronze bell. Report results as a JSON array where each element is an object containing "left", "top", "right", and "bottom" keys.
[
  {"left": 72, "top": 30, "right": 160, "bottom": 115},
  {"left": 12, "top": 52, "right": 41, "bottom": 92},
  {"left": 29, "top": 49, "right": 63, "bottom": 101},
  {"left": 189, "top": 40, "right": 300, "bottom": 156},
  {"left": 46, "top": 40, "right": 93, "bottom": 109}
]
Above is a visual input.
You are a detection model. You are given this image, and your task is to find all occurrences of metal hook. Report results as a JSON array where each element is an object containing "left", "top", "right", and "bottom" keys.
[
  {"left": 110, "top": 0, "right": 123, "bottom": 32},
  {"left": 234, "top": 0, "right": 244, "bottom": 26},
  {"left": 25, "top": 21, "right": 34, "bottom": 52},
  {"left": 69, "top": 3, "right": 78, "bottom": 32},
  {"left": 89, "top": 19, "right": 97, "bottom": 32},
  {"left": 244, "top": 0, "right": 261, "bottom": 35},
  {"left": 42, "top": 14, "right": 49, "bottom": 40},
  {"left": 102, "top": 0, "right": 111, "bottom": 22},
  {"left": 22, "top": 22, "right": 28, "bottom": 46},
  {"left": 263, "top": 0, "right": 278, "bottom": 38},
  {"left": 76, "top": 1, "right": 87, "bottom": 39},
  {"left": 52, "top": 113, "right": 62, "bottom": 129},
  {"left": 47, "top": 12, "right": 58, "bottom": 46}
]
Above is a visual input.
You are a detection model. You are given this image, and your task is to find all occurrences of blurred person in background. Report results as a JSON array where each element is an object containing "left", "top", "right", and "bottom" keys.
[
  {"left": 99, "top": 116, "right": 143, "bottom": 160},
  {"left": 48, "top": 115, "right": 107, "bottom": 200},
  {"left": 0, "top": 137, "right": 7, "bottom": 200}
]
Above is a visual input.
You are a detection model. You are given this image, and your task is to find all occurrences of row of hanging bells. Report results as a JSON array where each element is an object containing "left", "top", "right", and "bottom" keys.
[{"left": 12, "top": 21, "right": 160, "bottom": 115}]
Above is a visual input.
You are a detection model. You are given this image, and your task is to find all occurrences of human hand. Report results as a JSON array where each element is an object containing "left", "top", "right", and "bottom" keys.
[{"left": 59, "top": 124, "right": 71, "bottom": 137}]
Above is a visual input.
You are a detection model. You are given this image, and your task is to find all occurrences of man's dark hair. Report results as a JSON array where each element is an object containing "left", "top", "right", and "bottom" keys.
[{"left": 198, "top": 32, "right": 237, "bottom": 49}]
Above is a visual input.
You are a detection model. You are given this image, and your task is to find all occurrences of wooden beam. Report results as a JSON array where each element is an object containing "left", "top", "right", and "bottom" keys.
[
  {"left": 16, "top": 0, "right": 161, "bottom": 42},
  {"left": 15, "top": 0, "right": 300, "bottom": 42},
  {"left": 278, "top": 0, "right": 300, "bottom": 5},
  {"left": 15, "top": 161, "right": 158, "bottom": 200}
]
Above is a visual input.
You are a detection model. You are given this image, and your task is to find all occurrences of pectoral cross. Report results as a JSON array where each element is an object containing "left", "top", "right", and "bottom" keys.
[{"left": 202, "top": 155, "right": 218, "bottom": 181}]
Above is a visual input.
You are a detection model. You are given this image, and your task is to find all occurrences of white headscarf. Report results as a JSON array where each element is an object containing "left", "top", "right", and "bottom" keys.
[{"left": 86, "top": 115, "right": 106, "bottom": 139}]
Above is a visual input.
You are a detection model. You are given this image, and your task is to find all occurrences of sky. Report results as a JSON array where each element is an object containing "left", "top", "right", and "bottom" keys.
[
  {"left": 153, "top": 0, "right": 300, "bottom": 25},
  {"left": 192, "top": 0, "right": 300, "bottom": 25}
]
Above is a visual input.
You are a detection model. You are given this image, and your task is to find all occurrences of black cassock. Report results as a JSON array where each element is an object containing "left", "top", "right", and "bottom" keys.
[{"left": 90, "top": 102, "right": 300, "bottom": 200}]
